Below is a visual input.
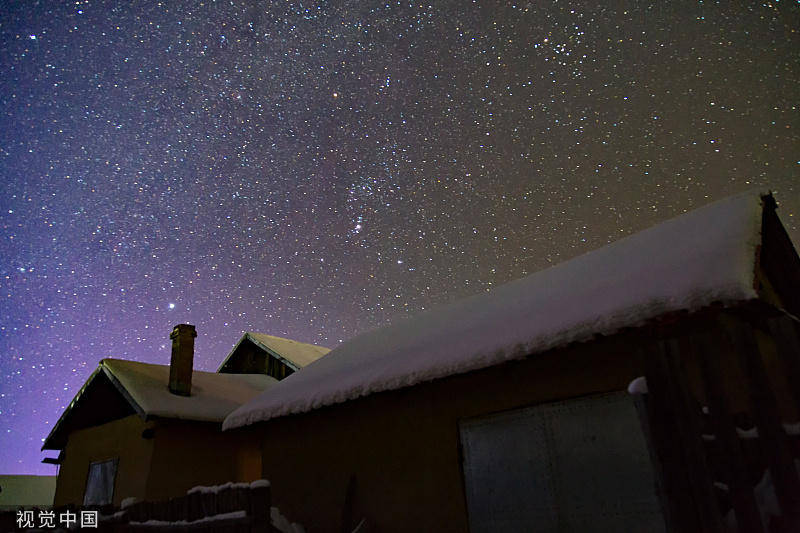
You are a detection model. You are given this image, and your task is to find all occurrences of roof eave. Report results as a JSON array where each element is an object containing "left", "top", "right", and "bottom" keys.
[{"left": 41, "top": 366, "right": 103, "bottom": 451}]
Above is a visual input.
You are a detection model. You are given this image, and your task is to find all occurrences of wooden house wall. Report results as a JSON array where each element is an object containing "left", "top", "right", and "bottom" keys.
[
  {"left": 251, "top": 331, "right": 645, "bottom": 532},
  {"left": 218, "top": 339, "right": 295, "bottom": 380},
  {"left": 248, "top": 308, "right": 800, "bottom": 532},
  {"left": 144, "top": 420, "right": 261, "bottom": 502},
  {"left": 54, "top": 416, "right": 262, "bottom": 508},
  {"left": 53, "top": 414, "right": 154, "bottom": 507}
]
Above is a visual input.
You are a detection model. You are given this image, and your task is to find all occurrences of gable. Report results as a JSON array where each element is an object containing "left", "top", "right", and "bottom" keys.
[
  {"left": 218, "top": 338, "right": 275, "bottom": 375},
  {"left": 217, "top": 333, "right": 330, "bottom": 379},
  {"left": 43, "top": 368, "right": 137, "bottom": 450}
]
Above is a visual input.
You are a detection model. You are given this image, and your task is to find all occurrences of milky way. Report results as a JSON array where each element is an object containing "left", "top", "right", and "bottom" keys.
[{"left": 1, "top": 1, "right": 798, "bottom": 473}]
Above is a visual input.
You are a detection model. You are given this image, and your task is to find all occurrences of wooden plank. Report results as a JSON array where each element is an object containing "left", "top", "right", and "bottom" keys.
[
  {"left": 642, "top": 342, "right": 694, "bottom": 532},
  {"left": 695, "top": 331, "right": 763, "bottom": 532},
  {"left": 660, "top": 337, "right": 726, "bottom": 532},
  {"left": 767, "top": 315, "right": 800, "bottom": 420},
  {"left": 631, "top": 392, "right": 672, "bottom": 528},
  {"left": 721, "top": 314, "right": 800, "bottom": 528},
  {"left": 643, "top": 337, "right": 724, "bottom": 532}
]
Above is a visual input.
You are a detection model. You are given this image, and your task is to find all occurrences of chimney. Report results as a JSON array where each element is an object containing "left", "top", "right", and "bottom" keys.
[{"left": 169, "top": 324, "right": 196, "bottom": 396}]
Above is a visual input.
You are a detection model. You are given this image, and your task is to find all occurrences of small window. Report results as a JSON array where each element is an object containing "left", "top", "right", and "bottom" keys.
[{"left": 83, "top": 458, "right": 118, "bottom": 506}]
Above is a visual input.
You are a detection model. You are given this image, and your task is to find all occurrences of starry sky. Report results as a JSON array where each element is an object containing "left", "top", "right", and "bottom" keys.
[{"left": 1, "top": 1, "right": 798, "bottom": 474}]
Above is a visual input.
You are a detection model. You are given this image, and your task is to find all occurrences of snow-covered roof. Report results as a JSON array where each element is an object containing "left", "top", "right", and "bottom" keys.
[
  {"left": 102, "top": 359, "right": 277, "bottom": 422},
  {"left": 217, "top": 333, "right": 330, "bottom": 372},
  {"left": 223, "top": 192, "right": 768, "bottom": 430},
  {"left": 44, "top": 359, "right": 276, "bottom": 449}
]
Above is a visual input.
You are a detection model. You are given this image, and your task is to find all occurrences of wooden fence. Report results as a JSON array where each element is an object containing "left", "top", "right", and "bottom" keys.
[
  {"left": 101, "top": 480, "right": 274, "bottom": 532},
  {"left": 0, "top": 480, "right": 302, "bottom": 532},
  {"left": 638, "top": 308, "right": 800, "bottom": 533}
]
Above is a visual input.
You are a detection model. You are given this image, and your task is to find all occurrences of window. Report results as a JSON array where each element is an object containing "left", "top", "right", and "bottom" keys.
[{"left": 83, "top": 458, "right": 118, "bottom": 506}]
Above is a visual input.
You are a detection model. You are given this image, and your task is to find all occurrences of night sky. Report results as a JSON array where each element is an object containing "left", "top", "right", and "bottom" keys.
[{"left": 1, "top": 1, "right": 798, "bottom": 474}]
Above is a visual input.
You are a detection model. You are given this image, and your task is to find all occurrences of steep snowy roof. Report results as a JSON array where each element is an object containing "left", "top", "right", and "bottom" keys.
[
  {"left": 217, "top": 333, "right": 330, "bottom": 372},
  {"left": 102, "top": 359, "right": 277, "bottom": 422},
  {"left": 224, "top": 192, "right": 767, "bottom": 430}
]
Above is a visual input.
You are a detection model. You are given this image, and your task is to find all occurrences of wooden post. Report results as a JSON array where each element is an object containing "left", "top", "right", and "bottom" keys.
[
  {"left": 200, "top": 491, "right": 216, "bottom": 519},
  {"left": 643, "top": 337, "right": 725, "bottom": 532},
  {"left": 187, "top": 491, "right": 203, "bottom": 522},
  {"left": 663, "top": 337, "right": 727, "bottom": 531},
  {"left": 249, "top": 482, "right": 272, "bottom": 533},
  {"left": 721, "top": 313, "right": 800, "bottom": 529},
  {"left": 631, "top": 391, "right": 672, "bottom": 527},
  {"left": 340, "top": 475, "right": 357, "bottom": 533}
]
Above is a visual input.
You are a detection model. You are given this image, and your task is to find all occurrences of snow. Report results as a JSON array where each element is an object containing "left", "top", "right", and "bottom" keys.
[
  {"left": 129, "top": 510, "right": 247, "bottom": 527},
  {"left": 218, "top": 333, "right": 330, "bottom": 372},
  {"left": 736, "top": 426, "right": 759, "bottom": 439},
  {"left": 271, "top": 506, "right": 305, "bottom": 533},
  {"left": 246, "top": 333, "right": 330, "bottom": 368},
  {"left": 713, "top": 481, "right": 730, "bottom": 492},
  {"left": 784, "top": 421, "right": 800, "bottom": 435},
  {"left": 627, "top": 376, "right": 648, "bottom": 395},
  {"left": 753, "top": 459, "right": 800, "bottom": 524},
  {"left": 101, "top": 358, "right": 277, "bottom": 422},
  {"left": 249, "top": 479, "right": 271, "bottom": 489},
  {"left": 753, "top": 468, "right": 781, "bottom": 524},
  {"left": 225, "top": 192, "right": 766, "bottom": 430},
  {"left": 186, "top": 481, "right": 251, "bottom": 495},
  {"left": 99, "top": 510, "right": 128, "bottom": 521},
  {"left": 121, "top": 496, "right": 140, "bottom": 509}
]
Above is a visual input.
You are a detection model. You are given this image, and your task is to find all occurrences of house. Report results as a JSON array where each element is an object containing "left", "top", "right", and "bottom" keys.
[
  {"left": 223, "top": 192, "right": 800, "bottom": 532},
  {"left": 217, "top": 332, "right": 330, "bottom": 379},
  {"left": 44, "top": 325, "right": 281, "bottom": 507}
]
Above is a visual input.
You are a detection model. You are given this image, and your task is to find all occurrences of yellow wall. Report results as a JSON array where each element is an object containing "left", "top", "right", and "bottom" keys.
[
  {"left": 54, "top": 416, "right": 261, "bottom": 506},
  {"left": 144, "top": 421, "right": 258, "bottom": 501},
  {"left": 54, "top": 414, "right": 154, "bottom": 507}
]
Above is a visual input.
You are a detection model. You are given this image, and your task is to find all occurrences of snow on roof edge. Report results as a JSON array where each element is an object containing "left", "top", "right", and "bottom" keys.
[
  {"left": 223, "top": 192, "right": 769, "bottom": 430},
  {"left": 216, "top": 332, "right": 330, "bottom": 372}
]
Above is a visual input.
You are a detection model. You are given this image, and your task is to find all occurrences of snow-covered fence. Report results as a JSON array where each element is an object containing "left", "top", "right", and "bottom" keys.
[{"left": 101, "top": 480, "right": 276, "bottom": 532}]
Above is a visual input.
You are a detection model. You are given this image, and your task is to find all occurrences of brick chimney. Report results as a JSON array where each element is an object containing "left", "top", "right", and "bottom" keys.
[{"left": 169, "top": 324, "right": 196, "bottom": 396}]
